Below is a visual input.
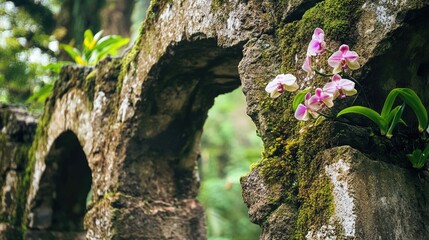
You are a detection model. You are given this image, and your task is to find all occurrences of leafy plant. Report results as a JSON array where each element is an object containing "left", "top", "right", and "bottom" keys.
[
  {"left": 407, "top": 143, "right": 429, "bottom": 169},
  {"left": 337, "top": 88, "right": 428, "bottom": 138},
  {"left": 60, "top": 29, "right": 129, "bottom": 66}
]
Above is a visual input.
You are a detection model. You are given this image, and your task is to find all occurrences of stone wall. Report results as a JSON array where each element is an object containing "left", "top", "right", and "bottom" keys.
[
  {"left": 0, "top": 105, "right": 37, "bottom": 239},
  {"left": 0, "top": 0, "right": 429, "bottom": 239}
]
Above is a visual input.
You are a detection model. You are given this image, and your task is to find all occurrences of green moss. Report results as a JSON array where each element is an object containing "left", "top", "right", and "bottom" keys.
[
  {"left": 248, "top": 1, "right": 366, "bottom": 238},
  {"left": 277, "top": 0, "right": 364, "bottom": 73},
  {"left": 84, "top": 70, "right": 96, "bottom": 107},
  {"left": 211, "top": 0, "right": 224, "bottom": 10}
]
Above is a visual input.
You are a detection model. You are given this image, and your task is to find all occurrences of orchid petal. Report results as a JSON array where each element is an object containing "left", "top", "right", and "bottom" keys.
[
  {"left": 344, "top": 50, "right": 359, "bottom": 61},
  {"left": 302, "top": 55, "right": 312, "bottom": 73},
  {"left": 265, "top": 80, "right": 278, "bottom": 93},
  {"left": 309, "top": 110, "right": 319, "bottom": 118},
  {"left": 276, "top": 74, "right": 297, "bottom": 85},
  {"left": 339, "top": 44, "right": 350, "bottom": 54},
  {"left": 328, "top": 51, "right": 343, "bottom": 68},
  {"left": 295, "top": 104, "right": 309, "bottom": 121},
  {"left": 333, "top": 64, "right": 343, "bottom": 74},
  {"left": 313, "top": 28, "right": 324, "bottom": 41},
  {"left": 346, "top": 59, "right": 360, "bottom": 70},
  {"left": 338, "top": 79, "right": 355, "bottom": 91},
  {"left": 308, "top": 96, "right": 323, "bottom": 112},
  {"left": 283, "top": 82, "right": 299, "bottom": 92},
  {"left": 344, "top": 88, "right": 357, "bottom": 97},
  {"left": 323, "top": 82, "right": 337, "bottom": 95},
  {"left": 323, "top": 97, "right": 334, "bottom": 108},
  {"left": 307, "top": 40, "right": 320, "bottom": 56},
  {"left": 270, "top": 90, "right": 281, "bottom": 98},
  {"left": 332, "top": 74, "right": 342, "bottom": 82}
]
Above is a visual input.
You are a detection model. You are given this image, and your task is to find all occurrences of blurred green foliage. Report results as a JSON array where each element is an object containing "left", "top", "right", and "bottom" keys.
[
  {"left": 0, "top": 0, "right": 57, "bottom": 104},
  {"left": 61, "top": 29, "right": 129, "bottom": 66},
  {"left": 199, "top": 88, "right": 262, "bottom": 240}
]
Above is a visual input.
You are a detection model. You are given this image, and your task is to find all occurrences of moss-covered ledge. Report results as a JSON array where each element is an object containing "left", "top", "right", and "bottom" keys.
[{"left": 241, "top": 1, "right": 429, "bottom": 239}]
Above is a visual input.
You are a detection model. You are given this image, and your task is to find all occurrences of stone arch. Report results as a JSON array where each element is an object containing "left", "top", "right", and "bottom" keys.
[
  {"left": 93, "top": 38, "right": 245, "bottom": 239},
  {"left": 26, "top": 130, "right": 92, "bottom": 239}
]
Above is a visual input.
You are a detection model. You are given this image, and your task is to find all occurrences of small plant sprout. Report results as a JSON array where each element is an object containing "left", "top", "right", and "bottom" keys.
[
  {"left": 61, "top": 29, "right": 130, "bottom": 66},
  {"left": 265, "top": 74, "right": 299, "bottom": 98},
  {"left": 407, "top": 143, "right": 429, "bottom": 169},
  {"left": 328, "top": 44, "right": 360, "bottom": 74}
]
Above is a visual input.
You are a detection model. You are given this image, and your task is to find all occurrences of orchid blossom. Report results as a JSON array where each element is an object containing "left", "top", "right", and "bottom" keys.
[
  {"left": 302, "top": 55, "right": 315, "bottom": 80},
  {"left": 328, "top": 44, "right": 360, "bottom": 74},
  {"left": 265, "top": 74, "right": 299, "bottom": 98},
  {"left": 309, "top": 88, "right": 334, "bottom": 108},
  {"left": 294, "top": 92, "right": 321, "bottom": 121},
  {"left": 307, "top": 28, "right": 326, "bottom": 56},
  {"left": 323, "top": 74, "right": 357, "bottom": 99}
]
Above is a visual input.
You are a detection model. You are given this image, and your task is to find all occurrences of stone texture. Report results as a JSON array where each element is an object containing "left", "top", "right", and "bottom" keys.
[
  {"left": 306, "top": 146, "right": 429, "bottom": 239},
  {"left": 0, "top": 104, "right": 37, "bottom": 239}
]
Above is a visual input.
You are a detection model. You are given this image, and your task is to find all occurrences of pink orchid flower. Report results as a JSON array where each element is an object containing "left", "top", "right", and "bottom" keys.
[
  {"left": 302, "top": 55, "right": 315, "bottom": 80},
  {"left": 309, "top": 88, "right": 334, "bottom": 108},
  {"left": 294, "top": 92, "right": 321, "bottom": 121},
  {"left": 323, "top": 74, "right": 357, "bottom": 99},
  {"left": 307, "top": 28, "right": 326, "bottom": 56},
  {"left": 265, "top": 74, "right": 299, "bottom": 98},
  {"left": 328, "top": 44, "right": 360, "bottom": 74}
]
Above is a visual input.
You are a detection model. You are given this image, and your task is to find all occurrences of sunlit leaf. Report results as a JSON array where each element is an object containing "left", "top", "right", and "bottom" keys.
[
  {"left": 26, "top": 84, "right": 53, "bottom": 103},
  {"left": 337, "top": 106, "right": 387, "bottom": 135},
  {"left": 396, "top": 88, "right": 428, "bottom": 132},
  {"left": 386, "top": 104, "right": 405, "bottom": 139},
  {"left": 60, "top": 44, "right": 82, "bottom": 60},
  {"left": 292, "top": 88, "right": 310, "bottom": 111}
]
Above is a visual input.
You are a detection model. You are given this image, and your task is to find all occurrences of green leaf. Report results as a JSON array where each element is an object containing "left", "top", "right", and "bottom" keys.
[
  {"left": 386, "top": 104, "right": 405, "bottom": 139},
  {"left": 381, "top": 89, "right": 400, "bottom": 119},
  {"left": 397, "top": 88, "right": 428, "bottom": 132},
  {"left": 26, "top": 84, "right": 53, "bottom": 103},
  {"left": 60, "top": 44, "right": 82, "bottom": 60},
  {"left": 408, "top": 149, "right": 428, "bottom": 169},
  {"left": 337, "top": 106, "right": 387, "bottom": 135},
  {"left": 93, "top": 30, "right": 104, "bottom": 42},
  {"left": 292, "top": 88, "right": 310, "bottom": 111},
  {"left": 423, "top": 142, "right": 429, "bottom": 157}
]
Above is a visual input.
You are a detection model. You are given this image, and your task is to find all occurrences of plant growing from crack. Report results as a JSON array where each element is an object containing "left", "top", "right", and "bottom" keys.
[
  {"left": 61, "top": 29, "right": 130, "bottom": 66},
  {"left": 265, "top": 27, "right": 429, "bottom": 169}
]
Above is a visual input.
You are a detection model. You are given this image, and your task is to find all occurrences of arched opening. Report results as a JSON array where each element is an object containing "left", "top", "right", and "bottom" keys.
[
  {"left": 198, "top": 87, "right": 262, "bottom": 239},
  {"left": 27, "top": 130, "right": 92, "bottom": 239},
  {"left": 115, "top": 38, "right": 261, "bottom": 238}
]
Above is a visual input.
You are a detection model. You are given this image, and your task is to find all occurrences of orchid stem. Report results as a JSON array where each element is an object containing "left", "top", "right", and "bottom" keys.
[{"left": 314, "top": 69, "right": 333, "bottom": 77}]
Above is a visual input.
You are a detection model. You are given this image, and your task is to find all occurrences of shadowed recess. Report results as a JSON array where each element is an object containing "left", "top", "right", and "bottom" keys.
[{"left": 27, "top": 130, "right": 92, "bottom": 239}]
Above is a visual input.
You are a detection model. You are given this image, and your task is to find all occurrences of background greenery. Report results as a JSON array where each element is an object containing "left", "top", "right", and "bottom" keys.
[{"left": 199, "top": 88, "right": 262, "bottom": 239}]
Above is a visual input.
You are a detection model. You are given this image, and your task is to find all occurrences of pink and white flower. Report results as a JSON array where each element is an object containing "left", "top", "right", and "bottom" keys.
[
  {"left": 328, "top": 44, "right": 360, "bottom": 74},
  {"left": 294, "top": 92, "right": 321, "bottom": 121},
  {"left": 302, "top": 55, "right": 315, "bottom": 80},
  {"left": 307, "top": 28, "right": 326, "bottom": 56},
  {"left": 309, "top": 88, "right": 334, "bottom": 108},
  {"left": 265, "top": 74, "right": 299, "bottom": 98},
  {"left": 323, "top": 74, "right": 357, "bottom": 99}
]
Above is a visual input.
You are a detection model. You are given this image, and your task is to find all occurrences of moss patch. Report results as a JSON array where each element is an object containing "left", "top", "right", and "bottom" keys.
[
  {"left": 277, "top": 0, "right": 364, "bottom": 73},
  {"left": 250, "top": 1, "right": 366, "bottom": 237}
]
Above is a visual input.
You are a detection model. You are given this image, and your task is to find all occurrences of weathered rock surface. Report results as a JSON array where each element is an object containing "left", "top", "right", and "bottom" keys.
[
  {"left": 1, "top": 0, "right": 429, "bottom": 239},
  {"left": 0, "top": 104, "right": 37, "bottom": 239}
]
